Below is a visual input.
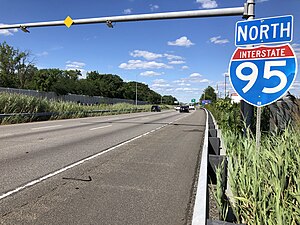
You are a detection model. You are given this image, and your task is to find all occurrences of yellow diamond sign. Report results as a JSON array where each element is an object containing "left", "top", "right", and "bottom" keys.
[{"left": 64, "top": 16, "right": 73, "bottom": 28}]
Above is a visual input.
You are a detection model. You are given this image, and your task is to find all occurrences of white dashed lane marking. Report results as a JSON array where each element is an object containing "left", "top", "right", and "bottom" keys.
[
  {"left": 31, "top": 125, "right": 62, "bottom": 130},
  {"left": 89, "top": 125, "right": 112, "bottom": 131}
]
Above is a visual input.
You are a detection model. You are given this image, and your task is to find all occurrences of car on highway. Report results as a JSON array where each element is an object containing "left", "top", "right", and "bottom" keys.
[
  {"left": 174, "top": 106, "right": 181, "bottom": 111},
  {"left": 189, "top": 105, "right": 195, "bottom": 110},
  {"left": 151, "top": 105, "right": 161, "bottom": 112},
  {"left": 179, "top": 105, "right": 189, "bottom": 113}
]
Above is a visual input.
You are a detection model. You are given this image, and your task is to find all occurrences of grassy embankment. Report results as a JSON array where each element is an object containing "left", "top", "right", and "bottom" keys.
[
  {"left": 0, "top": 92, "right": 171, "bottom": 125},
  {"left": 206, "top": 99, "right": 300, "bottom": 225}
]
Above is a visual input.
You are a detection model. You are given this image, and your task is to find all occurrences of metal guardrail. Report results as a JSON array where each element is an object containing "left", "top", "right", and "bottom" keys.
[
  {"left": 0, "top": 108, "right": 146, "bottom": 119},
  {"left": 192, "top": 109, "right": 242, "bottom": 225}
]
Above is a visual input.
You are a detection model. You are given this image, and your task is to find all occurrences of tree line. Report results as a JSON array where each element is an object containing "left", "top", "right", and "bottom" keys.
[{"left": 0, "top": 42, "right": 178, "bottom": 105}]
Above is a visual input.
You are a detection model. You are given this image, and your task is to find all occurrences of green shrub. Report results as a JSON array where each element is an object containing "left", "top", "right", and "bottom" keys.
[{"left": 205, "top": 98, "right": 242, "bottom": 133}]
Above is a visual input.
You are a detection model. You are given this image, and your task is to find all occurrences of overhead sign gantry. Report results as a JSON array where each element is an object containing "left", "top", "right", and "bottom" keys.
[{"left": 0, "top": 7, "right": 245, "bottom": 32}]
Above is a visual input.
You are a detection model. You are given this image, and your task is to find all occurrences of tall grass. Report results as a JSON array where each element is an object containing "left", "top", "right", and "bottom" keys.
[
  {"left": 0, "top": 93, "right": 171, "bottom": 124},
  {"left": 208, "top": 98, "right": 300, "bottom": 224},
  {"left": 221, "top": 125, "right": 300, "bottom": 224}
]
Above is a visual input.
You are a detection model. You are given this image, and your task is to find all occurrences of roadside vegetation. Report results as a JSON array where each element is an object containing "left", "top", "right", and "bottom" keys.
[
  {"left": 206, "top": 98, "right": 300, "bottom": 224},
  {"left": 0, "top": 92, "right": 172, "bottom": 125}
]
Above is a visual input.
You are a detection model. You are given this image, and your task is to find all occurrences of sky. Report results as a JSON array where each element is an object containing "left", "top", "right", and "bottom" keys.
[{"left": 0, "top": 0, "right": 299, "bottom": 103}]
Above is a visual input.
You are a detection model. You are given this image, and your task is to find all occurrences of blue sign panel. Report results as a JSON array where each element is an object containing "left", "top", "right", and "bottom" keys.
[
  {"left": 235, "top": 15, "right": 293, "bottom": 46},
  {"left": 201, "top": 100, "right": 211, "bottom": 105},
  {"left": 229, "top": 44, "right": 297, "bottom": 107}
]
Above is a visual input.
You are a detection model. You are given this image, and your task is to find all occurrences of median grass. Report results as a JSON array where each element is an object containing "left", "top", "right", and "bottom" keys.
[{"left": 0, "top": 92, "right": 171, "bottom": 124}]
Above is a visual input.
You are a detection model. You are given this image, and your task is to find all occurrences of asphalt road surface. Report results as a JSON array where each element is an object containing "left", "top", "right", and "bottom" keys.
[{"left": 0, "top": 109, "right": 206, "bottom": 225}]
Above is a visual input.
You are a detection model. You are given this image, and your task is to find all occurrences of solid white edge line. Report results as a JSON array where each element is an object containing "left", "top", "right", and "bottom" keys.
[
  {"left": 31, "top": 125, "right": 62, "bottom": 130},
  {"left": 89, "top": 125, "right": 112, "bottom": 131},
  {"left": 192, "top": 108, "right": 208, "bottom": 225}
]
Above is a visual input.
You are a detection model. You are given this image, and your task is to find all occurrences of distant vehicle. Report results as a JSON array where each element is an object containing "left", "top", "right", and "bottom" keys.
[
  {"left": 189, "top": 105, "right": 195, "bottom": 110},
  {"left": 151, "top": 105, "right": 161, "bottom": 112},
  {"left": 174, "top": 106, "right": 181, "bottom": 111},
  {"left": 179, "top": 105, "right": 189, "bottom": 113}
]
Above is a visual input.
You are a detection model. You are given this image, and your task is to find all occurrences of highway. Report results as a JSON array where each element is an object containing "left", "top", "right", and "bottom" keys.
[{"left": 0, "top": 109, "right": 206, "bottom": 225}]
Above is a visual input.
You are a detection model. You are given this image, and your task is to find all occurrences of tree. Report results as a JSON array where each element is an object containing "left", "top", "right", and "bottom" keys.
[
  {"left": 162, "top": 95, "right": 178, "bottom": 105},
  {"left": 31, "top": 68, "right": 63, "bottom": 92},
  {"left": 75, "top": 79, "right": 96, "bottom": 96},
  {"left": 200, "top": 86, "right": 217, "bottom": 102},
  {"left": 0, "top": 42, "right": 35, "bottom": 88},
  {"left": 87, "top": 71, "right": 124, "bottom": 98}
]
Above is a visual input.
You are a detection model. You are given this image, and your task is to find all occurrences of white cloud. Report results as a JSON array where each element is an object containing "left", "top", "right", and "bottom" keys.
[
  {"left": 152, "top": 79, "right": 170, "bottom": 87},
  {"left": 140, "top": 71, "right": 163, "bottom": 77},
  {"left": 292, "top": 43, "right": 300, "bottom": 59},
  {"left": 152, "top": 83, "right": 171, "bottom": 88},
  {"left": 198, "top": 79, "right": 210, "bottom": 83},
  {"left": 150, "top": 4, "right": 159, "bottom": 11},
  {"left": 153, "top": 79, "right": 167, "bottom": 84},
  {"left": 130, "top": 50, "right": 162, "bottom": 60},
  {"left": 190, "top": 72, "right": 202, "bottom": 78},
  {"left": 210, "top": 36, "right": 229, "bottom": 44},
  {"left": 173, "top": 79, "right": 186, "bottom": 83},
  {"left": 256, "top": 0, "right": 269, "bottom": 3},
  {"left": 66, "top": 61, "right": 86, "bottom": 69},
  {"left": 36, "top": 51, "right": 49, "bottom": 57},
  {"left": 168, "top": 36, "right": 195, "bottom": 47},
  {"left": 169, "top": 60, "right": 186, "bottom": 65},
  {"left": 123, "top": 8, "right": 132, "bottom": 14},
  {"left": 177, "top": 82, "right": 191, "bottom": 87},
  {"left": 182, "top": 66, "right": 189, "bottom": 70},
  {"left": 119, "top": 60, "right": 172, "bottom": 70},
  {"left": 164, "top": 53, "right": 183, "bottom": 60},
  {"left": 196, "top": 0, "right": 218, "bottom": 9},
  {"left": 0, "top": 24, "right": 18, "bottom": 36},
  {"left": 130, "top": 50, "right": 184, "bottom": 61},
  {"left": 175, "top": 87, "right": 201, "bottom": 92},
  {"left": 174, "top": 73, "right": 210, "bottom": 84}
]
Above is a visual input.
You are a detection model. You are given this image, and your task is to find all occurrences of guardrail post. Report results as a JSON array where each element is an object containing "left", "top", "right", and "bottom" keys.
[
  {"left": 208, "top": 137, "right": 220, "bottom": 155},
  {"left": 208, "top": 129, "right": 217, "bottom": 137},
  {"left": 208, "top": 155, "right": 227, "bottom": 187}
]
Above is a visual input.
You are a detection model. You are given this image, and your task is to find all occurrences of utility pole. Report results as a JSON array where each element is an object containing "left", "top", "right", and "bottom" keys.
[
  {"left": 135, "top": 81, "right": 138, "bottom": 107},
  {"left": 224, "top": 74, "right": 227, "bottom": 98}
]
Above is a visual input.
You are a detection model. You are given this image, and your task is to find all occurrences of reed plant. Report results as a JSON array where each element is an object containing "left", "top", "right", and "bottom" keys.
[
  {"left": 221, "top": 125, "right": 300, "bottom": 225},
  {"left": 209, "top": 97, "right": 300, "bottom": 224}
]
